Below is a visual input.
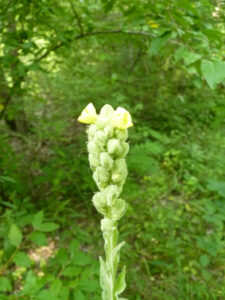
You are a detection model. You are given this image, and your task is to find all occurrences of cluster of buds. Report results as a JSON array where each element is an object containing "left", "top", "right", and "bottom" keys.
[
  {"left": 78, "top": 103, "right": 132, "bottom": 221},
  {"left": 78, "top": 103, "right": 133, "bottom": 300}
]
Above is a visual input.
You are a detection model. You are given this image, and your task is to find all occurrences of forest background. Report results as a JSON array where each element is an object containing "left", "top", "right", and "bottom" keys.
[{"left": 0, "top": 0, "right": 225, "bottom": 299}]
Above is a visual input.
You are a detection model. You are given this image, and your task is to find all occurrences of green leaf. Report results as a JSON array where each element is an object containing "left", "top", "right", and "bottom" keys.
[
  {"left": 29, "top": 231, "right": 47, "bottom": 246},
  {"left": 69, "top": 239, "right": 79, "bottom": 255},
  {"left": 61, "top": 287, "right": 70, "bottom": 300},
  {"left": 73, "top": 289, "right": 85, "bottom": 300},
  {"left": 103, "top": 0, "right": 116, "bottom": 12},
  {"left": 183, "top": 51, "right": 201, "bottom": 65},
  {"left": 149, "top": 31, "right": 172, "bottom": 57},
  {"left": 71, "top": 252, "right": 92, "bottom": 266},
  {"left": 207, "top": 180, "right": 225, "bottom": 197},
  {"left": 32, "top": 211, "right": 44, "bottom": 229},
  {"left": 50, "top": 278, "right": 62, "bottom": 297},
  {"left": 201, "top": 59, "right": 214, "bottom": 88},
  {"left": 148, "top": 129, "right": 170, "bottom": 143},
  {"left": 8, "top": 224, "right": 23, "bottom": 247},
  {"left": 23, "top": 271, "right": 37, "bottom": 294},
  {"left": 200, "top": 254, "right": 210, "bottom": 267},
  {"left": 174, "top": 46, "right": 186, "bottom": 62},
  {"left": 36, "top": 290, "right": 54, "bottom": 300},
  {"left": 201, "top": 60, "right": 225, "bottom": 89},
  {"left": 115, "top": 266, "right": 126, "bottom": 296},
  {"left": 53, "top": 249, "right": 69, "bottom": 266},
  {"left": 0, "top": 176, "right": 16, "bottom": 183},
  {"left": 201, "top": 268, "right": 212, "bottom": 281},
  {"left": 38, "top": 222, "right": 59, "bottom": 232},
  {"left": 62, "top": 266, "right": 80, "bottom": 277},
  {"left": 77, "top": 279, "right": 100, "bottom": 292},
  {"left": 99, "top": 257, "right": 110, "bottom": 290},
  {"left": 214, "top": 61, "right": 225, "bottom": 84},
  {"left": 13, "top": 251, "right": 32, "bottom": 267},
  {"left": 0, "top": 277, "right": 12, "bottom": 292}
]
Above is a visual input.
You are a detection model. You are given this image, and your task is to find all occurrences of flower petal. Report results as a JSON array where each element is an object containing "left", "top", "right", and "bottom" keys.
[
  {"left": 78, "top": 103, "right": 97, "bottom": 124},
  {"left": 113, "top": 107, "right": 133, "bottom": 129}
]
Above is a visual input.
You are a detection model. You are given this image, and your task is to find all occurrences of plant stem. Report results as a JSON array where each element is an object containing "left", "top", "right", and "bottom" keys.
[
  {"left": 0, "top": 247, "right": 19, "bottom": 275},
  {"left": 103, "top": 218, "right": 118, "bottom": 300}
]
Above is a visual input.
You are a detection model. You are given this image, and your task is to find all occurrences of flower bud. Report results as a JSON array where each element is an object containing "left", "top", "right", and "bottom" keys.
[
  {"left": 100, "top": 104, "right": 115, "bottom": 118},
  {"left": 89, "top": 153, "right": 100, "bottom": 168},
  {"left": 104, "top": 185, "right": 120, "bottom": 205},
  {"left": 104, "top": 125, "right": 114, "bottom": 139},
  {"left": 100, "top": 152, "right": 113, "bottom": 170},
  {"left": 114, "top": 128, "right": 128, "bottom": 141},
  {"left": 101, "top": 218, "right": 115, "bottom": 233},
  {"left": 94, "top": 131, "right": 107, "bottom": 150},
  {"left": 87, "top": 141, "right": 100, "bottom": 154},
  {"left": 107, "top": 139, "right": 123, "bottom": 156},
  {"left": 120, "top": 142, "right": 129, "bottom": 158},
  {"left": 111, "top": 199, "right": 127, "bottom": 221},
  {"left": 92, "top": 192, "right": 108, "bottom": 215},
  {"left": 94, "top": 167, "right": 109, "bottom": 184},
  {"left": 111, "top": 159, "right": 127, "bottom": 183},
  {"left": 88, "top": 125, "right": 97, "bottom": 140},
  {"left": 95, "top": 180, "right": 109, "bottom": 190},
  {"left": 95, "top": 105, "right": 114, "bottom": 130}
]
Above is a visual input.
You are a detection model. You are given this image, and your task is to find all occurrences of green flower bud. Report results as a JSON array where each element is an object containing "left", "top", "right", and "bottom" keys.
[
  {"left": 94, "top": 166, "right": 109, "bottom": 185},
  {"left": 111, "top": 198, "right": 127, "bottom": 221},
  {"left": 114, "top": 128, "right": 128, "bottom": 141},
  {"left": 104, "top": 185, "right": 120, "bottom": 205},
  {"left": 100, "top": 152, "right": 113, "bottom": 170},
  {"left": 89, "top": 153, "right": 100, "bottom": 168},
  {"left": 107, "top": 139, "right": 123, "bottom": 156},
  {"left": 100, "top": 104, "right": 115, "bottom": 118},
  {"left": 95, "top": 105, "right": 114, "bottom": 130},
  {"left": 101, "top": 218, "right": 115, "bottom": 233},
  {"left": 94, "top": 131, "right": 107, "bottom": 150},
  {"left": 120, "top": 142, "right": 129, "bottom": 158},
  {"left": 92, "top": 192, "right": 108, "bottom": 215},
  {"left": 104, "top": 125, "right": 114, "bottom": 139},
  {"left": 88, "top": 124, "right": 97, "bottom": 140},
  {"left": 111, "top": 159, "right": 127, "bottom": 183},
  {"left": 87, "top": 141, "right": 100, "bottom": 154}
]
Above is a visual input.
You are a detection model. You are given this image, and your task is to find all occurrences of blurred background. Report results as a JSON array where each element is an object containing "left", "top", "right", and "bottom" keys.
[{"left": 0, "top": 1, "right": 225, "bottom": 299}]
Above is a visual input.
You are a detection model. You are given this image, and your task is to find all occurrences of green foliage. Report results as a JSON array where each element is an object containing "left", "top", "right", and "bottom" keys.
[
  {"left": 8, "top": 224, "right": 23, "bottom": 247},
  {"left": 0, "top": 0, "right": 225, "bottom": 299},
  {"left": 0, "top": 210, "right": 101, "bottom": 299}
]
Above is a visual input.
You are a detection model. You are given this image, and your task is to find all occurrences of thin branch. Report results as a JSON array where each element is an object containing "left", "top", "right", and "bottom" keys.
[
  {"left": 77, "top": 29, "right": 155, "bottom": 38},
  {"left": 34, "top": 42, "right": 64, "bottom": 63},
  {"left": 34, "top": 29, "right": 155, "bottom": 64},
  {"left": 69, "top": 0, "right": 84, "bottom": 35}
]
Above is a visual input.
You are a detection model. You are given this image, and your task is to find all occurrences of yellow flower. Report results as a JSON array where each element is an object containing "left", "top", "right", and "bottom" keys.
[
  {"left": 149, "top": 23, "right": 159, "bottom": 29},
  {"left": 78, "top": 103, "right": 97, "bottom": 124},
  {"left": 147, "top": 19, "right": 159, "bottom": 29},
  {"left": 113, "top": 107, "right": 133, "bottom": 129},
  {"left": 0, "top": 104, "right": 4, "bottom": 112}
]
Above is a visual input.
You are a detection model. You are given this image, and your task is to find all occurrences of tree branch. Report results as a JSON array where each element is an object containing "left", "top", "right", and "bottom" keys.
[
  {"left": 76, "top": 29, "right": 155, "bottom": 39},
  {"left": 69, "top": 0, "right": 84, "bottom": 35},
  {"left": 34, "top": 42, "right": 64, "bottom": 63},
  {"left": 34, "top": 29, "right": 155, "bottom": 63}
]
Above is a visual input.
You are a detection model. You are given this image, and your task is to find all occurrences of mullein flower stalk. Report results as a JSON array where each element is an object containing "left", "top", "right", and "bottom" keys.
[{"left": 78, "top": 103, "right": 133, "bottom": 300}]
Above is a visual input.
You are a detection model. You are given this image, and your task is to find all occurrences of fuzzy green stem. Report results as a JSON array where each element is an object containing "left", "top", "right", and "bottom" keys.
[{"left": 105, "top": 219, "right": 117, "bottom": 300}]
